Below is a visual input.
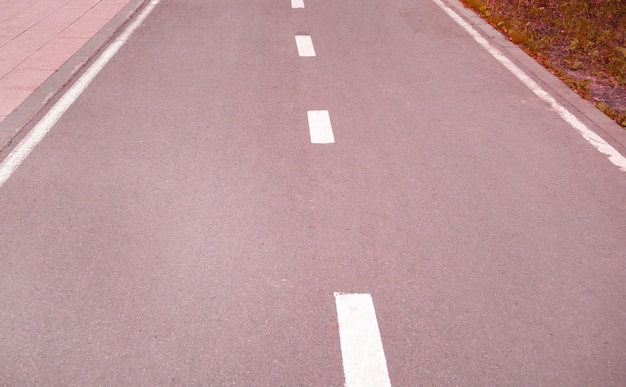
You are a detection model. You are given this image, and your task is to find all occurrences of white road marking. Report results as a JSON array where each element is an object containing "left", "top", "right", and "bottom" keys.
[
  {"left": 334, "top": 293, "right": 392, "bottom": 387},
  {"left": 295, "top": 35, "right": 316, "bottom": 57},
  {"left": 432, "top": 0, "right": 626, "bottom": 172},
  {"left": 307, "top": 110, "right": 334, "bottom": 144},
  {"left": 0, "top": 0, "right": 161, "bottom": 189},
  {"left": 291, "top": 0, "right": 304, "bottom": 8}
]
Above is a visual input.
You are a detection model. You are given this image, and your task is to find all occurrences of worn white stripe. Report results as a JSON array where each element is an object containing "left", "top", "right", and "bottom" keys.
[
  {"left": 295, "top": 35, "right": 316, "bottom": 57},
  {"left": 291, "top": 0, "right": 304, "bottom": 8},
  {"left": 432, "top": 0, "right": 626, "bottom": 172},
  {"left": 307, "top": 110, "right": 334, "bottom": 144},
  {"left": 0, "top": 0, "right": 161, "bottom": 188},
  {"left": 334, "top": 293, "right": 391, "bottom": 387}
]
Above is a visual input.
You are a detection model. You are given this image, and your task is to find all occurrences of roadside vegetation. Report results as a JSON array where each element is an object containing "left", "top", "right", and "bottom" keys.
[{"left": 459, "top": 0, "right": 626, "bottom": 127}]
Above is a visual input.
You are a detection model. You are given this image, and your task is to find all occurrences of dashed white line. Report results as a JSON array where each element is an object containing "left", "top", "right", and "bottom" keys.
[
  {"left": 307, "top": 110, "right": 334, "bottom": 144},
  {"left": 0, "top": 0, "right": 162, "bottom": 188},
  {"left": 291, "top": 0, "right": 305, "bottom": 8},
  {"left": 433, "top": 0, "right": 626, "bottom": 172},
  {"left": 334, "top": 293, "right": 391, "bottom": 387},
  {"left": 295, "top": 35, "right": 316, "bottom": 57}
]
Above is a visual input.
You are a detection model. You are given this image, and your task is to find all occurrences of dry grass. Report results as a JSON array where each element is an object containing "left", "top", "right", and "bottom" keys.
[{"left": 460, "top": 0, "right": 626, "bottom": 127}]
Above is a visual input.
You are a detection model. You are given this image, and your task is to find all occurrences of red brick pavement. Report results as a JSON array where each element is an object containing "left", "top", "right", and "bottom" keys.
[{"left": 0, "top": 0, "right": 132, "bottom": 123}]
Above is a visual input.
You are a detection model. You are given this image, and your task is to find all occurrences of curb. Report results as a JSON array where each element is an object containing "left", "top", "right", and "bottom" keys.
[
  {"left": 443, "top": 0, "right": 626, "bottom": 156},
  {"left": 0, "top": 0, "right": 151, "bottom": 152}
]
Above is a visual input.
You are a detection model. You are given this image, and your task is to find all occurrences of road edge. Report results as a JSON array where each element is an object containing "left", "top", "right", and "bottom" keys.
[
  {"left": 441, "top": 0, "right": 626, "bottom": 157},
  {"left": 0, "top": 0, "right": 151, "bottom": 152}
]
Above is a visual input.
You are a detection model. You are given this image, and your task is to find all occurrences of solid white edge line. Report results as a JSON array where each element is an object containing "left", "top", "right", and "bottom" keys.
[
  {"left": 295, "top": 35, "right": 316, "bottom": 57},
  {"left": 291, "top": 0, "right": 304, "bottom": 8},
  {"left": 432, "top": 0, "right": 626, "bottom": 172},
  {"left": 307, "top": 110, "right": 334, "bottom": 144},
  {"left": 334, "top": 293, "right": 392, "bottom": 387},
  {"left": 0, "top": 0, "right": 161, "bottom": 188}
]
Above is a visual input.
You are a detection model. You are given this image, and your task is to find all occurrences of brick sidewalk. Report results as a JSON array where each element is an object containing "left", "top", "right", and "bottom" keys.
[{"left": 0, "top": 0, "right": 132, "bottom": 124}]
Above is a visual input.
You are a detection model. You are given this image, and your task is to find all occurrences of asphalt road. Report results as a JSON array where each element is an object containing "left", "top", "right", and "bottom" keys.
[{"left": 1, "top": 0, "right": 625, "bottom": 385}]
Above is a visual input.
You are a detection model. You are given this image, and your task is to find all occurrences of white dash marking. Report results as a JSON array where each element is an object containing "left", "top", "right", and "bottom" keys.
[
  {"left": 295, "top": 35, "right": 316, "bottom": 57},
  {"left": 335, "top": 293, "right": 391, "bottom": 387},
  {"left": 432, "top": 0, "right": 626, "bottom": 172},
  {"left": 0, "top": 0, "right": 162, "bottom": 189},
  {"left": 291, "top": 0, "right": 304, "bottom": 8},
  {"left": 307, "top": 110, "right": 334, "bottom": 144}
]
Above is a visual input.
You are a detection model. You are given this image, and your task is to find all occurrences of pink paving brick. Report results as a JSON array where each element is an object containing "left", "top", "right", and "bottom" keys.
[
  {"left": 0, "top": 88, "right": 37, "bottom": 116},
  {"left": 0, "top": 0, "right": 68, "bottom": 37},
  {"left": 0, "top": 0, "right": 39, "bottom": 24},
  {"left": 0, "top": 6, "right": 86, "bottom": 64},
  {"left": 59, "top": 18, "right": 111, "bottom": 38},
  {"left": 0, "top": 0, "right": 131, "bottom": 124},
  {"left": 0, "top": 59, "right": 20, "bottom": 79},
  {"left": 27, "top": 6, "right": 88, "bottom": 36},
  {"left": 107, "top": 0, "right": 134, "bottom": 6},
  {"left": 0, "top": 68, "right": 55, "bottom": 92},
  {"left": 0, "top": 36, "right": 12, "bottom": 47},
  {"left": 0, "top": 30, "right": 55, "bottom": 63},
  {"left": 64, "top": 0, "right": 101, "bottom": 11},
  {"left": 17, "top": 37, "right": 88, "bottom": 70},
  {"left": 0, "top": 68, "right": 54, "bottom": 116},
  {"left": 59, "top": 0, "right": 130, "bottom": 38}
]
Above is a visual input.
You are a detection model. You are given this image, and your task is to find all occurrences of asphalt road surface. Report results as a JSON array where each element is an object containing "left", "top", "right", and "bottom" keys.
[{"left": 1, "top": 0, "right": 625, "bottom": 385}]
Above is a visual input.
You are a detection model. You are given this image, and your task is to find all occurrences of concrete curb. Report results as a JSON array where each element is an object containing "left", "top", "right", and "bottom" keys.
[
  {"left": 443, "top": 0, "right": 626, "bottom": 156},
  {"left": 0, "top": 0, "right": 151, "bottom": 152}
]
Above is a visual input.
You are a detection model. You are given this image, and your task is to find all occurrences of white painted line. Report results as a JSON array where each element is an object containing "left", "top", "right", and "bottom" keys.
[
  {"left": 307, "top": 110, "right": 334, "bottom": 144},
  {"left": 291, "top": 0, "right": 304, "bottom": 8},
  {"left": 295, "top": 35, "right": 316, "bottom": 57},
  {"left": 334, "top": 293, "right": 391, "bottom": 387},
  {"left": 432, "top": 0, "right": 626, "bottom": 172},
  {"left": 0, "top": 0, "right": 161, "bottom": 189}
]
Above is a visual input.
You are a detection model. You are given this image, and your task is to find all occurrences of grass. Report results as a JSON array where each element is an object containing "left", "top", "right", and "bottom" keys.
[{"left": 460, "top": 0, "right": 626, "bottom": 127}]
